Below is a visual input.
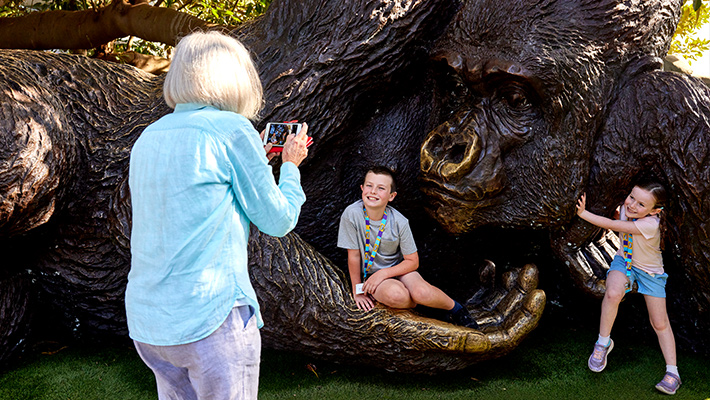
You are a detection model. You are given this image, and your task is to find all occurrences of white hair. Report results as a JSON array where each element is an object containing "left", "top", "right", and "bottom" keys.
[{"left": 163, "top": 30, "right": 263, "bottom": 120}]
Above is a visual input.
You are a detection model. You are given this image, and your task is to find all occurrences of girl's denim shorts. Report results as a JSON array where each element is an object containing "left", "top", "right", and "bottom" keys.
[{"left": 609, "top": 255, "right": 667, "bottom": 298}]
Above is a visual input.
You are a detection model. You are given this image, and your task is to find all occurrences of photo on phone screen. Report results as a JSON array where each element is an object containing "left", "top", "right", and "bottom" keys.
[{"left": 264, "top": 122, "right": 302, "bottom": 148}]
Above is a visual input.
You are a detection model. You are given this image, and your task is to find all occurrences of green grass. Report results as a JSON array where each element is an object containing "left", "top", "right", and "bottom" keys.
[{"left": 1, "top": 323, "right": 709, "bottom": 400}]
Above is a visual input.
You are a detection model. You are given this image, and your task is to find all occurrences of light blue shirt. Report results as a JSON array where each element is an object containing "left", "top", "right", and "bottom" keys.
[{"left": 126, "top": 103, "right": 306, "bottom": 345}]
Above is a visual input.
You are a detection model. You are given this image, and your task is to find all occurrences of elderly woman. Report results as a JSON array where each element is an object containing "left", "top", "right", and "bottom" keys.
[{"left": 126, "top": 30, "right": 309, "bottom": 400}]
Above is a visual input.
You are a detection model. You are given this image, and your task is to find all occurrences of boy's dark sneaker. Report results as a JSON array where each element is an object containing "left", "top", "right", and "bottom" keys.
[{"left": 450, "top": 307, "right": 479, "bottom": 329}]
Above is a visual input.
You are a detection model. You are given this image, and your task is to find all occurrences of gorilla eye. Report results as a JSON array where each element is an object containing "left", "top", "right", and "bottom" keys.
[
  {"left": 503, "top": 90, "right": 529, "bottom": 110},
  {"left": 430, "top": 59, "right": 475, "bottom": 118},
  {"left": 486, "top": 77, "right": 541, "bottom": 140},
  {"left": 498, "top": 84, "right": 532, "bottom": 112}
]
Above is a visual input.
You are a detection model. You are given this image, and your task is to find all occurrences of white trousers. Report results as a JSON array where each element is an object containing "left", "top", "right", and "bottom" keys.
[{"left": 134, "top": 306, "right": 261, "bottom": 400}]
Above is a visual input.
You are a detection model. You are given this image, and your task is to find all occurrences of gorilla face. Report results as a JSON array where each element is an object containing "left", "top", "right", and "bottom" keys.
[
  {"left": 419, "top": 0, "right": 617, "bottom": 234},
  {"left": 420, "top": 53, "right": 556, "bottom": 233}
]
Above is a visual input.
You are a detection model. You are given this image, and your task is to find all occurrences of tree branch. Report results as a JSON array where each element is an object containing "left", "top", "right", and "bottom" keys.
[{"left": 0, "top": 0, "right": 218, "bottom": 50}]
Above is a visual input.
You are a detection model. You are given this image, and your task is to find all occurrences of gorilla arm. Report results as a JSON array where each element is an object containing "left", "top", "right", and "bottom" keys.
[{"left": 248, "top": 227, "right": 545, "bottom": 374}]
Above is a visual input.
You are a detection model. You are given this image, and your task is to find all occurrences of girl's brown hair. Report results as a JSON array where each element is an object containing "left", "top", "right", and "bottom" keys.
[{"left": 636, "top": 180, "right": 668, "bottom": 250}]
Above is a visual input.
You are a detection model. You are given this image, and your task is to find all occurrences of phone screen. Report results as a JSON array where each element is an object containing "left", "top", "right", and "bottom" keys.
[{"left": 265, "top": 123, "right": 302, "bottom": 147}]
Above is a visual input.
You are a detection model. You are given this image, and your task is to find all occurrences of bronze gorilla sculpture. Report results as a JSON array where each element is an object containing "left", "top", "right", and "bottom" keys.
[{"left": 0, "top": 0, "right": 708, "bottom": 372}]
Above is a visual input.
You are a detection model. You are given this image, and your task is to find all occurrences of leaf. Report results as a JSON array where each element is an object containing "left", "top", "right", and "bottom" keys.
[
  {"left": 306, "top": 363, "right": 319, "bottom": 378},
  {"left": 694, "top": 0, "right": 702, "bottom": 12}
]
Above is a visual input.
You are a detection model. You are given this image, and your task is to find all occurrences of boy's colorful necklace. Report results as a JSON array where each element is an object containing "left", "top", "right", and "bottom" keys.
[{"left": 363, "top": 206, "right": 388, "bottom": 280}]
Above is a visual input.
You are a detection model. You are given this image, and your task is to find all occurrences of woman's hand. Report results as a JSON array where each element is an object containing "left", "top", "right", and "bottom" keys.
[
  {"left": 281, "top": 122, "right": 309, "bottom": 167},
  {"left": 259, "top": 130, "right": 278, "bottom": 162}
]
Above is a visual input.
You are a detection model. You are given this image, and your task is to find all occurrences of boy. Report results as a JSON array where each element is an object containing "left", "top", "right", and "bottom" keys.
[{"left": 337, "top": 166, "right": 478, "bottom": 328}]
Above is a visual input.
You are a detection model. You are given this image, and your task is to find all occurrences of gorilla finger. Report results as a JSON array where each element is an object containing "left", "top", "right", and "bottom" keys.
[
  {"left": 473, "top": 265, "right": 540, "bottom": 327},
  {"left": 516, "top": 264, "right": 539, "bottom": 292},
  {"left": 501, "top": 269, "right": 518, "bottom": 291},
  {"left": 479, "top": 260, "right": 495, "bottom": 288},
  {"left": 475, "top": 288, "right": 507, "bottom": 313},
  {"left": 470, "top": 307, "right": 505, "bottom": 327},
  {"left": 473, "top": 288, "right": 526, "bottom": 327},
  {"left": 566, "top": 248, "right": 606, "bottom": 298},
  {"left": 486, "top": 289, "right": 546, "bottom": 354}
]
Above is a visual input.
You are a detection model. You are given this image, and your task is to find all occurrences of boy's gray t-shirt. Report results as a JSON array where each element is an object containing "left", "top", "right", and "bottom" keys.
[{"left": 337, "top": 200, "right": 417, "bottom": 277}]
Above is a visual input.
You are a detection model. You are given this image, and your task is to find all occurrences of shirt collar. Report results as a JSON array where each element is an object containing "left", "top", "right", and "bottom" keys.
[{"left": 173, "top": 103, "right": 217, "bottom": 113}]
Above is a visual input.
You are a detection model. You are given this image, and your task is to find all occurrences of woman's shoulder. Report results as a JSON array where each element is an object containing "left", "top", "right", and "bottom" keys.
[
  {"left": 162, "top": 104, "right": 256, "bottom": 138},
  {"left": 199, "top": 109, "right": 255, "bottom": 137}
]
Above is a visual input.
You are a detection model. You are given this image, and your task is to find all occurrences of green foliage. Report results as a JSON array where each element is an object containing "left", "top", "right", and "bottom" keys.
[
  {"left": 671, "top": 1, "right": 710, "bottom": 63},
  {"left": 183, "top": 0, "right": 270, "bottom": 26},
  {"left": 0, "top": 0, "right": 81, "bottom": 17},
  {"left": 114, "top": 37, "right": 173, "bottom": 58},
  {"left": 0, "top": 0, "right": 38, "bottom": 17}
]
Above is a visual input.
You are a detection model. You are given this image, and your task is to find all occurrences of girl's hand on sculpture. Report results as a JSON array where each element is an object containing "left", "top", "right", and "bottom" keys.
[
  {"left": 281, "top": 122, "right": 309, "bottom": 167},
  {"left": 576, "top": 193, "right": 587, "bottom": 216}
]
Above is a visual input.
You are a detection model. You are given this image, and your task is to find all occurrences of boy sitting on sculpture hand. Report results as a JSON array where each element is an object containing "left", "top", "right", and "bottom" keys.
[{"left": 337, "top": 166, "right": 479, "bottom": 329}]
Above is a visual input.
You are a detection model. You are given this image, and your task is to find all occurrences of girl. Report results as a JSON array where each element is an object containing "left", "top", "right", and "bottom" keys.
[{"left": 576, "top": 182, "right": 680, "bottom": 395}]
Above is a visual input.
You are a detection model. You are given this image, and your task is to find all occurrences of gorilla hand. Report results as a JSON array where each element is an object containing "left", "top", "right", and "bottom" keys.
[
  {"left": 248, "top": 228, "right": 545, "bottom": 374},
  {"left": 551, "top": 218, "right": 620, "bottom": 299}
]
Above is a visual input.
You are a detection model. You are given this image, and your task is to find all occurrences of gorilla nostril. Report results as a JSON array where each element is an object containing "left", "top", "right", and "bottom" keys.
[
  {"left": 439, "top": 142, "right": 469, "bottom": 181},
  {"left": 447, "top": 143, "right": 466, "bottom": 165}
]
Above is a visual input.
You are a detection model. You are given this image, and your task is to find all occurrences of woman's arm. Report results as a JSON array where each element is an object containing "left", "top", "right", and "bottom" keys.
[{"left": 226, "top": 121, "right": 307, "bottom": 237}]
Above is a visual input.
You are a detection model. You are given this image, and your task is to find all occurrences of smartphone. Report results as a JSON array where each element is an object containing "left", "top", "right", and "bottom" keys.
[{"left": 264, "top": 122, "right": 303, "bottom": 149}]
